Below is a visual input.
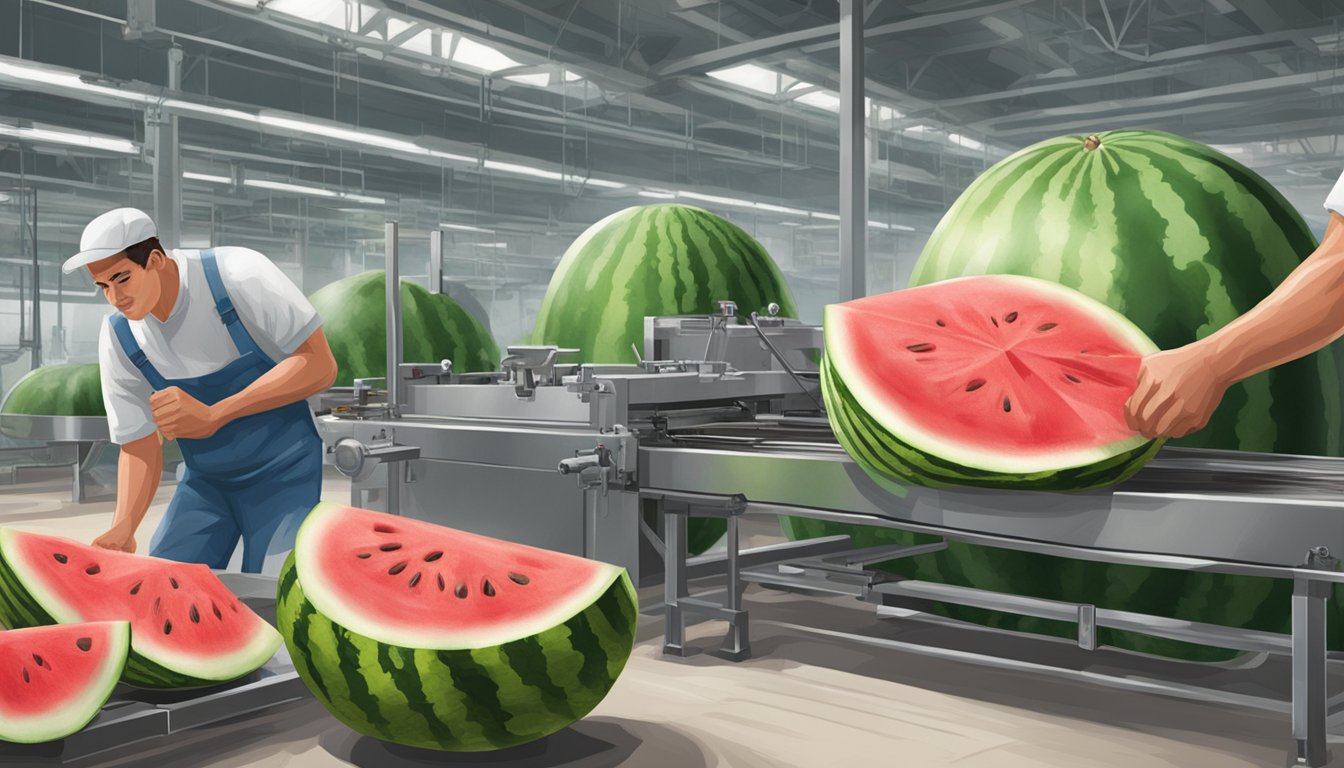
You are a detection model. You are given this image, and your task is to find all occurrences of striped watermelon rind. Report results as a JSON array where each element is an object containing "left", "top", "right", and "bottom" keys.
[
  {"left": 784, "top": 129, "right": 1344, "bottom": 662},
  {"left": 532, "top": 203, "right": 799, "bottom": 556},
  {"left": 310, "top": 271, "right": 500, "bottom": 387},
  {"left": 277, "top": 506, "right": 639, "bottom": 752},
  {"left": 1, "top": 363, "right": 104, "bottom": 417}
]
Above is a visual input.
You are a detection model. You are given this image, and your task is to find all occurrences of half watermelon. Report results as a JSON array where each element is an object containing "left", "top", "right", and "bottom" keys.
[
  {"left": 0, "top": 529, "right": 281, "bottom": 688},
  {"left": 824, "top": 274, "right": 1163, "bottom": 490},
  {"left": 0, "top": 622, "right": 129, "bottom": 744},
  {"left": 279, "top": 502, "right": 639, "bottom": 751}
]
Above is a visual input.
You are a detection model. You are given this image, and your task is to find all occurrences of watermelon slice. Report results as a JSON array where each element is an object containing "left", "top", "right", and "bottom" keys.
[
  {"left": 824, "top": 274, "right": 1163, "bottom": 490},
  {"left": 0, "top": 622, "right": 129, "bottom": 743},
  {"left": 279, "top": 502, "right": 639, "bottom": 751},
  {"left": 0, "top": 529, "right": 281, "bottom": 688}
]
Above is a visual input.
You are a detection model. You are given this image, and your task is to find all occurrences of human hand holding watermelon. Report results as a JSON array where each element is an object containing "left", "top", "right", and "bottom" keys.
[{"left": 1125, "top": 343, "right": 1231, "bottom": 439}]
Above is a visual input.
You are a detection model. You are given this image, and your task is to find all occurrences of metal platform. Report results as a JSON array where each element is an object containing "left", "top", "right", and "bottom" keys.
[{"left": 0, "top": 572, "right": 308, "bottom": 764}]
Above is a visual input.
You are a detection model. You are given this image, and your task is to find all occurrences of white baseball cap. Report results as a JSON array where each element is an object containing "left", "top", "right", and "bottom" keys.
[{"left": 62, "top": 207, "right": 159, "bottom": 274}]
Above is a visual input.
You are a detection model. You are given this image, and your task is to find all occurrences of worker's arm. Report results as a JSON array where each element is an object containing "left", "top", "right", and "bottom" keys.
[
  {"left": 152, "top": 328, "right": 338, "bottom": 439},
  {"left": 91, "top": 433, "right": 162, "bottom": 553},
  {"left": 1126, "top": 212, "right": 1344, "bottom": 438}
]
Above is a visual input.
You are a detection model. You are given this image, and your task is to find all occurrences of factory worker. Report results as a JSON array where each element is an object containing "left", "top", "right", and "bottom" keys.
[
  {"left": 64, "top": 208, "right": 337, "bottom": 574},
  {"left": 1126, "top": 170, "right": 1344, "bottom": 438}
]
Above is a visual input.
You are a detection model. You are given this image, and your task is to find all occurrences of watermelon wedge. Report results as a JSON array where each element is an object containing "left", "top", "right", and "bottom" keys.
[
  {"left": 0, "top": 622, "right": 129, "bottom": 743},
  {"left": 0, "top": 529, "right": 281, "bottom": 688},
  {"left": 824, "top": 274, "right": 1163, "bottom": 490},
  {"left": 278, "top": 502, "right": 638, "bottom": 751}
]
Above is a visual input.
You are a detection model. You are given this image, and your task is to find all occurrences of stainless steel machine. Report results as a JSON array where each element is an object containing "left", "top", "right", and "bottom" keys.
[{"left": 314, "top": 223, "right": 1344, "bottom": 767}]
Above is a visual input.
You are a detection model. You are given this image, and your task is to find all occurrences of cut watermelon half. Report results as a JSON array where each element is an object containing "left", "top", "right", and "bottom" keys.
[
  {"left": 293, "top": 502, "right": 629, "bottom": 650},
  {"left": 0, "top": 529, "right": 281, "bottom": 688},
  {"left": 280, "top": 503, "right": 639, "bottom": 751},
  {"left": 824, "top": 274, "right": 1162, "bottom": 489},
  {"left": 0, "top": 622, "right": 129, "bottom": 744}
]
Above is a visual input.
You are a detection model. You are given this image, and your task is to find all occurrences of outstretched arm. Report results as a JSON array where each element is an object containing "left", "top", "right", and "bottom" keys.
[
  {"left": 152, "top": 328, "right": 338, "bottom": 439},
  {"left": 1126, "top": 212, "right": 1344, "bottom": 438}
]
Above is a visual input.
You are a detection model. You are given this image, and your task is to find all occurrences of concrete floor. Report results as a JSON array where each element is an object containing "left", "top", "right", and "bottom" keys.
[{"left": 0, "top": 463, "right": 1337, "bottom": 767}]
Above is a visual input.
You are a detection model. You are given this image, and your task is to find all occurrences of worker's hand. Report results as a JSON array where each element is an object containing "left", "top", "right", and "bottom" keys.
[
  {"left": 150, "top": 386, "right": 220, "bottom": 440},
  {"left": 1124, "top": 343, "right": 1231, "bottom": 439},
  {"left": 92, "top": 524, "right": 137, "bottom": 554}
]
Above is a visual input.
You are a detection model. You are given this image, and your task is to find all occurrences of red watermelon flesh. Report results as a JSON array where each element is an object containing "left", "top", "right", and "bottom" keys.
[
  {"left": 827, "top": 274, "right": 1158, "bottom": 475},
  {"left": 0, "top": 529, "right": 281, "bottom": 688},
  {"left": 0, "top": 622, "right": 129, "bottom": 743},
  {"left": 295, "top": 502, "right": 626, "bottom": 649}
]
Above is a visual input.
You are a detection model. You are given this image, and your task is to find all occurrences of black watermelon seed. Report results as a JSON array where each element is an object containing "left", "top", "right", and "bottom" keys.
[
  {"left": 437, "top": 574, "right": 446, "bottom": 591},
  {"left": 76, "top": 637, "right": 92, "bottom": 652},
  {"left": 163, "top": 620, "right": 172, "bottom": 635},
  {"left": 1005, "top": 312, "right": 1018, "bottom": 323},
  {"left": 85, "top": 565, "right": 101, "bottom": 576},
  {"left": 1003, "top": 397, "right": 1012, "bottom": 412},
  {"left": 424, "top": 551, "right": 444, "bottom": 562},
  {"left": 32, "top": 654, "right": 44, "bottom": 668},
  {"left": 356, "top": 553, "right": 371, "bottom": 559},
  {"left": 129, "top": 581, "right": 142, "bottom": 595},
  {"left": 374, "top": 524, "right": 395, "bottom": 534},
  {"left": 906, "top": 343, "right": 935, "bottom": 353},
  {"left": 53, "top": 553, "right": 68, "bottom": 564},
  {"left": 482, "top": 579, "right": 496, "bottom": 597},
  {"left": 388, "top": 561, "right": 408, "bottom": 576},
  {"left": 380, "top": 543, "right": 402, "bottom": 552},
  {"left": 190, "top": 605, "right": 200, "bottom": 623},
  {"left": 1037, "top": 323, "right": 1057, "bottom": 332},
  {"left": 170, "top": 578, "right": 179, "bottom": 589},
  {"left": 508, "top": 572, "right": 530, "bottom": 586},
  {"left": 1066, "top": 374, "right": 1082, "bottom": 383},
  {"left": 991, "top": 317, "right": 998, "bottom": 327},
  {"left": 408, "top": 573, "right": 422, "bottom": 588},
  {"left": 153, "top": 597, "right": 161, "bottom": 613},
  {"left": 935, "top": 319, "right": 946, "bottom": 327},
  {"left": 965, "top": 379, "right": 986, "bottom": 392},
  {"left": 454, "top": 583, "right": 468, "bottom": 599},
  {"left": 22, "top": 667, "right": 29, "bottom": 683},
  {"left": 212, "top": 602, "right": 223, "bottom": 620}
]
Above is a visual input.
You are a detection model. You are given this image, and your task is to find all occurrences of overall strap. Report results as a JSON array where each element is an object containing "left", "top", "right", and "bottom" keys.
[
  {"left": 110, "top": 314, "right": 170, "bottom": 391},
  {"left": 200, "top": 248, "right": 273, "bottom": 365}
]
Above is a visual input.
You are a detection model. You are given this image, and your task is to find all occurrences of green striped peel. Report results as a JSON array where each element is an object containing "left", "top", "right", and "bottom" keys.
[
  {"left": 309, "top": 271, "right": 501, "bottom": 387},
  {"left": 532, "top": 203, "right": 799, "bottom": 556},
  {"left": 785, "top": 130, "right": 1344, "bottom": 662},
  {"left": 910, "top": 129, "right": 1341, "bottom": 455},
  {"left": 1, "top": 363, "right": 104, "bottom": 417},
  {"left": 277, "top": 550, "right": 638, "bottom": 752}
]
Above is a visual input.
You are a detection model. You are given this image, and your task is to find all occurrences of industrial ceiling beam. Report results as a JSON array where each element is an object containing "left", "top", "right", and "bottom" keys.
[{"left": 653, "top": 0, "right": 1035, "bottom": 77}]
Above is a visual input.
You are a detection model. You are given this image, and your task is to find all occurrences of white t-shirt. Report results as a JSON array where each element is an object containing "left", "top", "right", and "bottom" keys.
[
  {"left": 98, "top": 247, "right": 321, "bottom": 445},
  {"left": 1326, "top": 169, "right": 1344, "bottom": 218}
]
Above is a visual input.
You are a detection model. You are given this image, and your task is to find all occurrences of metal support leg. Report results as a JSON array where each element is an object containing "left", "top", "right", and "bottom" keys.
[
  {"left": 663, "top": 502, "right": 688, "bottom": 657},
  {"left": 1292, "top": 576, "right": 1330, "bottom": 767},
  {"left": 719, "top": 513, "right": 751, "bottom": 660}
]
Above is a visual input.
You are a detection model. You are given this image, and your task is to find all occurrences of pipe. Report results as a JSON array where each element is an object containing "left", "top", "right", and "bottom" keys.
[{"left": 385, "top": 220, "right": 402, "bottom": 419}]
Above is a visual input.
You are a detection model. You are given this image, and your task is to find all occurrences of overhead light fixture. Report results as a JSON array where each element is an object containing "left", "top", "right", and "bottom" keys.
[
  {"left": 0, "top": 123, "right": 137, "bottom": 154},
  {"left": 0, "top": 60, "right": 155, "bottom": 104},
  {"left": 707, "top": 64, "right": 779, "bottom": 95},
  {"left": 441, "top": 223, "right": 494, "bottom": 233},
  {"left": 183, "top": 171, "right": 232, "bottom": 184},
  {"left": 1209, "top": 144, "right": 1246, "bottom": 155},
  {"left": 215, "top": 0, "right": 261, "bottom": 7},
  {"left": 472, "top": 242, "right": 509, "bottom": 248},
  {"left": 638, "top": 189, "right": 677, "bottom": 199},
  {"left": 506, "top": 72, "right": 551, "bottom": 87},
  {"left": 948, "top": 132, "right": 985, "bottom": 151},
  {"left": 868, "top": 220, "right": 916, "bottom": 232},
  {"left": 452, "top": 37, "right": 519, "bottom": 73},
  {"left": 245, "top": 178, "right": 385, "bottom": 204}
]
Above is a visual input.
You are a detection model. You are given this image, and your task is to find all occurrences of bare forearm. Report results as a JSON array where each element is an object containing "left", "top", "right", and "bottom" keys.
[
  {"left": 112, "top": 435, "right": 162, "bottom": 534},
  {"left": 212, "top": 351, "right": 334, "bottom": 424},
  {"left": 1203, "top": 220, "right": 1344, "bottom": 384}
]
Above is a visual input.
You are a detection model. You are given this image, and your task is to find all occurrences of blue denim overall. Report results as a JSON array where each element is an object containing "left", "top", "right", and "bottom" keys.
[{"left": 110, "top": 249, "right": 322, "bottom": 573}]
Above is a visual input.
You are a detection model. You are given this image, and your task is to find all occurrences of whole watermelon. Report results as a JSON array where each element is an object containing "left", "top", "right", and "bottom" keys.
[
  {"left": 1, "top": 363, "right": 104, "bottom": 417},
  {"left": 310, "top": 272, "right": 500, "bottom": 387},
  {"left": 790, "top": 129, "right": 1344, "bottom": 662},
  {"left": 532, "top": 204, "right": 800, "bottom": 556}
]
